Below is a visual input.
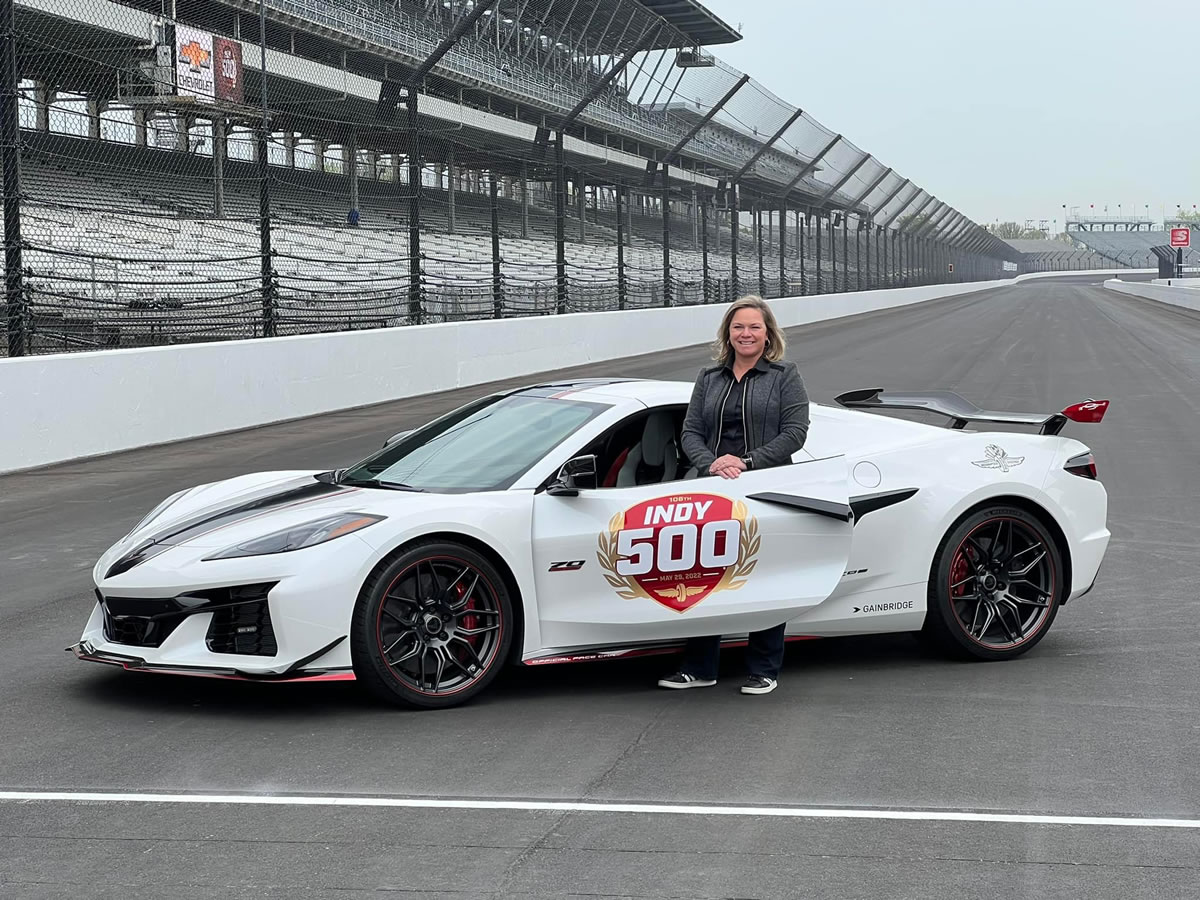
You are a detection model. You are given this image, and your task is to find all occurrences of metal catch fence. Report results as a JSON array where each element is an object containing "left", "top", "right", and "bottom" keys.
[{"left": 1, "top": 0, "right": 1019, "bottom": 356}]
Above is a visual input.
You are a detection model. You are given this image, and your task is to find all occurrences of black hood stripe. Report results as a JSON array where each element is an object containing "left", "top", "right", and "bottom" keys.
[{"left": 106, "top": 481, "right": 349, "bottom": 578}]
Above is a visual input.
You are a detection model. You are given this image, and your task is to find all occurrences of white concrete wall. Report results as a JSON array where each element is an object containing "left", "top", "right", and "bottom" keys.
[
  {"left": 1104, "top": 278, "right": 1200, "bottom": 313},
  {"left": 1015, "top": 268, "right": 1154, "bottom": 281},
  {"left": 1150, "top": 278, "right": 1200, "bottom": 288},
  {"left": 0, "top": 273, "right": 1115, "bottom": 474}
]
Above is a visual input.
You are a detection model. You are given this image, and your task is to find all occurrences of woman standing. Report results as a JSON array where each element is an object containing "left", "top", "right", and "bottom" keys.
[{"left": 658, "top": 295, "right": 810, "bottom": 696}]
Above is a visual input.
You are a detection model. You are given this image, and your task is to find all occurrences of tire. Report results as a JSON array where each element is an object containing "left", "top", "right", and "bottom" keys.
[
  {"left": 351, "top": 540, "right": 514, "bottom": 709},
  {"left": 922, "top": 506, "right": 1063, "bottom": 661}
]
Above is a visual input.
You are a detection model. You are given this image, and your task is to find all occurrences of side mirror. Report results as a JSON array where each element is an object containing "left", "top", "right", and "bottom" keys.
[
  {"left": 383, "top": 429, "right": 414, "bottom": 448},
  {"left": 547, "top": 454, "right": 598, "bottom": 496}
]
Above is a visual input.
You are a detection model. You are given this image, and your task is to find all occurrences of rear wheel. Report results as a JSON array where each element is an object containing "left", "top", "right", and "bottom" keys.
[
  {"left": 351, "top": 540, "right": 513, "bottom": 709},
  {"left": 923, "top": 506, "right": 1063, "bottom": 660}
]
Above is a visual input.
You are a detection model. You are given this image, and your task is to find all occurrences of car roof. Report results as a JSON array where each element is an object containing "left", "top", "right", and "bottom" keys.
[
  {"left": 517, "top": 379, "right": 693, "bottom": 406},
  {"left": 509, "top": 377, "right": 692, "bottom": 406},
  {"left": 508, "top": 377, "right": 642, "bottom": 398}
]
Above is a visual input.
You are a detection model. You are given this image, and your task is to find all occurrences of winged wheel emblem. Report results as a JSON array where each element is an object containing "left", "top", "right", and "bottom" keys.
[
  {"left": 655, "top": 583, "right": 707, "bottom": 605},
  {"left": 971, "top": 444, "right": 1024, "bottom": 473}
]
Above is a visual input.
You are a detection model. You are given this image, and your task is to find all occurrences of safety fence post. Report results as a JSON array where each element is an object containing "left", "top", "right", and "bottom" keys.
[
  {"left": 799, "top": 211, "right": 806, "bottom": 295},
  {"left": 616, "top": 184, "right": 627, "bottom": 310},
  {"left": 520, "top": 161, "right": 529, "bottom": 239},
  {"left": 490, "top": 171, "right": 503, "bottom": 318},
  {"left": 815, "top": 211, "right": 822, "bottom": 293},
  {"left": 878, "top": 226, "right": 885, "bottom": 287},
  {"left": 896, "top": 233, "right": 902, "bottom": 287},
  {"left": 258, "top": 0, "right": 276, "bottom": 337},
  {"left": 406, "top": 88, "right": 423, "bottom": 324},
  {"left": 1, "top": 0, "right": 26, "bottom": 356},
  {"left": 828, "top": 214, "right": 836, "bottom": 292},
  {"left": 778, "top": 200, "right": 786, "bottom": 298},
  {"left": 257, "top": 133, "right": 276, "bottom": 337},
  {"left": 841, "top": 214, "right": 849, "bottom": 291},
  {"left": 756, "top": 205, "right": 765, "bottom": 297},
  {"left": 700, "top": 195, "right": 709, "bottom": 303},
  {"left": 555, "top": 129, "right": 567, "bottom": 314},
  {"left": 894, "top": 231, "right": 901, "bottom": 286},
  {"left": 661, "top": 164, "right": 671, "bottom": 306},
  {"left": 864, "top": 219, "right": 872, "bottom": 289},
  {"left": 730, "top": 184, "right": 739, "bottom": 297},
  {"left": 856, "top": 220, "right": 862, "bottom": 292}
]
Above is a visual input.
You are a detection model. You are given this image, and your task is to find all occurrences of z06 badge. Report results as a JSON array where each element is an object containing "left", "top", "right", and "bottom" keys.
[{"left": 597, "top": 493, "right": 759, "bottom": 612}]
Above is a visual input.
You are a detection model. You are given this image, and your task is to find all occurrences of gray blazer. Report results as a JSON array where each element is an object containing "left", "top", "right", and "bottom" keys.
[{"left": 680, "top": 358, "right": 810, "bottom": 472}]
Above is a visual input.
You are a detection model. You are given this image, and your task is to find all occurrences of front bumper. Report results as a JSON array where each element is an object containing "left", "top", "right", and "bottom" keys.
[{"left": 78, "top": 535, "right": 374, "bottom": 678}]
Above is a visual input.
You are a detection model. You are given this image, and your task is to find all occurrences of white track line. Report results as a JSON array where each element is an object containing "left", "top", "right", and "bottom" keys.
[{"left": 0, "top": 791, "right": 1197, "bottom": 829}]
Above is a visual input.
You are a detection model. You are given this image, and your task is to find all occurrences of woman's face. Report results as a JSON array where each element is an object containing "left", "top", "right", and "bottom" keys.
[{"left": 729, "top": 307, "right": 768, "bottom": 361}]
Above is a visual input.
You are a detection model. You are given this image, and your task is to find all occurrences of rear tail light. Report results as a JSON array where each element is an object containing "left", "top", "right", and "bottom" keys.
[{"left": 1065, "top": 451, "right": 1097, "bottom": 480}]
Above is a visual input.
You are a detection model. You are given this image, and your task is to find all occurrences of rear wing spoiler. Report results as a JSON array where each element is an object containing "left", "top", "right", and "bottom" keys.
[{"left": 835, "top": 389, "right": 1109, "bottom": 436}]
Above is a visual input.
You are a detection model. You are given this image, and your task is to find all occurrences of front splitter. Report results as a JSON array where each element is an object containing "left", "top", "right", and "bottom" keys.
[{"left": 69, "top": 642, "right": 356, "bottom": 683}]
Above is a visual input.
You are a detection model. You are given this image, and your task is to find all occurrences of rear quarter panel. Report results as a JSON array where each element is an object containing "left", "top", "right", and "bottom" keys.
[{"left": 791, "top": 429, "right": 1087, "bottom": 634}]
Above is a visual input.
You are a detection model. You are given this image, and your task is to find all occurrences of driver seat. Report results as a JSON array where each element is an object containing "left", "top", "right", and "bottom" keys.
[{"left": 615, "top": 412, "right": 680, "bottom": 486}]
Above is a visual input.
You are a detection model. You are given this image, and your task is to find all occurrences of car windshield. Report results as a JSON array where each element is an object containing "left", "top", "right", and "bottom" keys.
[{"left": 340, "top": 394, "right": 608, "bottom": 493}]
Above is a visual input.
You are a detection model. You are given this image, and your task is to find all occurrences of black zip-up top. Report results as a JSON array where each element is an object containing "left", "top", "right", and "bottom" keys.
[
  {"left": 681, "top": 355, "right": 810, "bottom": 473},
  {"left": 714, "top": 356, "right": 766, "bottom": 459}
]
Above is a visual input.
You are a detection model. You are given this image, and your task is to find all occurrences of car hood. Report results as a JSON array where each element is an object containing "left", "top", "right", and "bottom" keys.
[{"left": 97, "top": 471, "right": 389, "bottom": 579}]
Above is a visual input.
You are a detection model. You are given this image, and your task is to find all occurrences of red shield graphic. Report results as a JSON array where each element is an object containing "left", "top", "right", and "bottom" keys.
[{"left": 597, "top": 492, "right": 759, "bottom": 613}]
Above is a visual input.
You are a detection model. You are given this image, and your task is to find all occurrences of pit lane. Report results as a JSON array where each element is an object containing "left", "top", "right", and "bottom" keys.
[{"left": 2, "top": 273, "right": 1198, "bottom": 898}]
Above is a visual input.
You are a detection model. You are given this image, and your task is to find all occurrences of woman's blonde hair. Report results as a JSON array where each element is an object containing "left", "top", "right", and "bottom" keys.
[{"left": 713, "top": 295, "right": 786, "bottom": 365}]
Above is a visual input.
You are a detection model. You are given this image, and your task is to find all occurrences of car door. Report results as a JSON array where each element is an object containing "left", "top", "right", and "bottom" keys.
[{"left": 530, "top": 456, "right": 853, "bottom": 650}]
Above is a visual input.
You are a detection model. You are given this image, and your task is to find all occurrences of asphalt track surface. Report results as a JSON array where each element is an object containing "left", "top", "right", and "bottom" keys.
[{"left": 3, "top": 273, "right": 1199, "bottom": 899}]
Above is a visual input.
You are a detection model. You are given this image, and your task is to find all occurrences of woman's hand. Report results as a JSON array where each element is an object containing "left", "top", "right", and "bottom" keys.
[{"left": 709, "top": 454, "right": 747, "bottom": 480}]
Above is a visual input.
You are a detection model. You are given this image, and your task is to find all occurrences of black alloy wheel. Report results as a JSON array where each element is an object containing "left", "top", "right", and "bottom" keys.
[
  {"left": 924, "top": 506, "right": 1063, "bottom": 661},
  {"left": 352, "top": 540, "right": 513, "bottom": 709}
]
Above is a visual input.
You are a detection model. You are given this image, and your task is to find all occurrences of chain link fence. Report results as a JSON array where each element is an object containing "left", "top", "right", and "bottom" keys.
[{"left": 1, "top": 0, "right": 1018, "bottom": 356}]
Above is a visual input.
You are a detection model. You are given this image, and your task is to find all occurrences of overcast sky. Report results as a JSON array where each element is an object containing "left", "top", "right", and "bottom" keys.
[{"left": 703, "top": 0, "right": 1200, "bottom": 232}]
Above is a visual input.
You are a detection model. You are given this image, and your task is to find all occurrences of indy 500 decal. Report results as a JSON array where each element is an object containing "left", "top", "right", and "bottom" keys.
[{"left": 597, "top": 493, "right": 759, "bottom": 613}]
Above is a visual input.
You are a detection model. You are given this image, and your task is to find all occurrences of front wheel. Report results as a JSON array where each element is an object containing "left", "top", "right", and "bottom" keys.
[
  {"left": 923, "top": 506, "right": 1063, "bottom": 661},
  {"left": 351, "top": 540, "right": 513, "bottom": 709}
]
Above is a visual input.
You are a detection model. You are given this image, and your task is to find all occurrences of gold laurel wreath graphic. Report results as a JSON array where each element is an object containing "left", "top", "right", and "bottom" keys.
[
  {"left": 595, "top": 501, "right": 759, "bottom": 603},
  {"left": 596, "top": 510, "right": 651, "bottom": 601},
  {"left": 714, "top": 500, "right": 760, "bottom": 593}
]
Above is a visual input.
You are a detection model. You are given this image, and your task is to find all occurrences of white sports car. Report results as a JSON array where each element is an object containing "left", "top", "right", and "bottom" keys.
[{"left": 73, "top": 378, "right": 1110, "bottom": 709}]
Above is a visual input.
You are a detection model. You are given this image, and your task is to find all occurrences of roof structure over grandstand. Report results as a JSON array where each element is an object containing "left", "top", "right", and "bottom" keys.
[
  {"left": 11, "top": 0, "right": 1008, "bottom": 254},
  {"left": 636, "top": 0, "right": 742, "bottom": 47}
]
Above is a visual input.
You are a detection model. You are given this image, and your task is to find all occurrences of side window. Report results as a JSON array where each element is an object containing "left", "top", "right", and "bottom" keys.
[{"left": 583, "top": 406, "right": 691, "bottom": 489}]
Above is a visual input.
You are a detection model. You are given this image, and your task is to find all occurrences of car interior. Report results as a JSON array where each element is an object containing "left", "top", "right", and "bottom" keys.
[{"left": 581, "top": 406, "right": 694, "bottom": 488}]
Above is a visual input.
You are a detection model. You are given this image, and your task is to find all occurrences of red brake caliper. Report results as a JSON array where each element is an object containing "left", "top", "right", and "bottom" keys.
[
  {"left": 457, "top": 582, "right": 479, "bottom": 665},
  {"left": 949, "top": 547, "right": 970, "bottom": 600}
]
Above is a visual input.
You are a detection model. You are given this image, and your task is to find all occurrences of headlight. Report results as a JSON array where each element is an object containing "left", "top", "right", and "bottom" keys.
[
  {"left": 203, "top": 513, "right": 385, "bottom": 561},
  {"left": 127, "top": 489, "right": 189, "bottom": 537}
]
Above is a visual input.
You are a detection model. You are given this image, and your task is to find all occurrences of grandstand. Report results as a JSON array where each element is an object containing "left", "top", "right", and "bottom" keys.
[
  {"left": 1004, "top": 238, "right": 1111, "bottom": 272},
  {"left": 1, "top": 0, "right": 1017, "bottom": 355},
  {"left": 1065, "top": 227, "right": 1199, "bottom": 270}
]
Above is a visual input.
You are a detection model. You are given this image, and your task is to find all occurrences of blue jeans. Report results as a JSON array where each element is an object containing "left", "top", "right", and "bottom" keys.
[{"left": 681, "top": 623, "right": 787, "bottom": 680}]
